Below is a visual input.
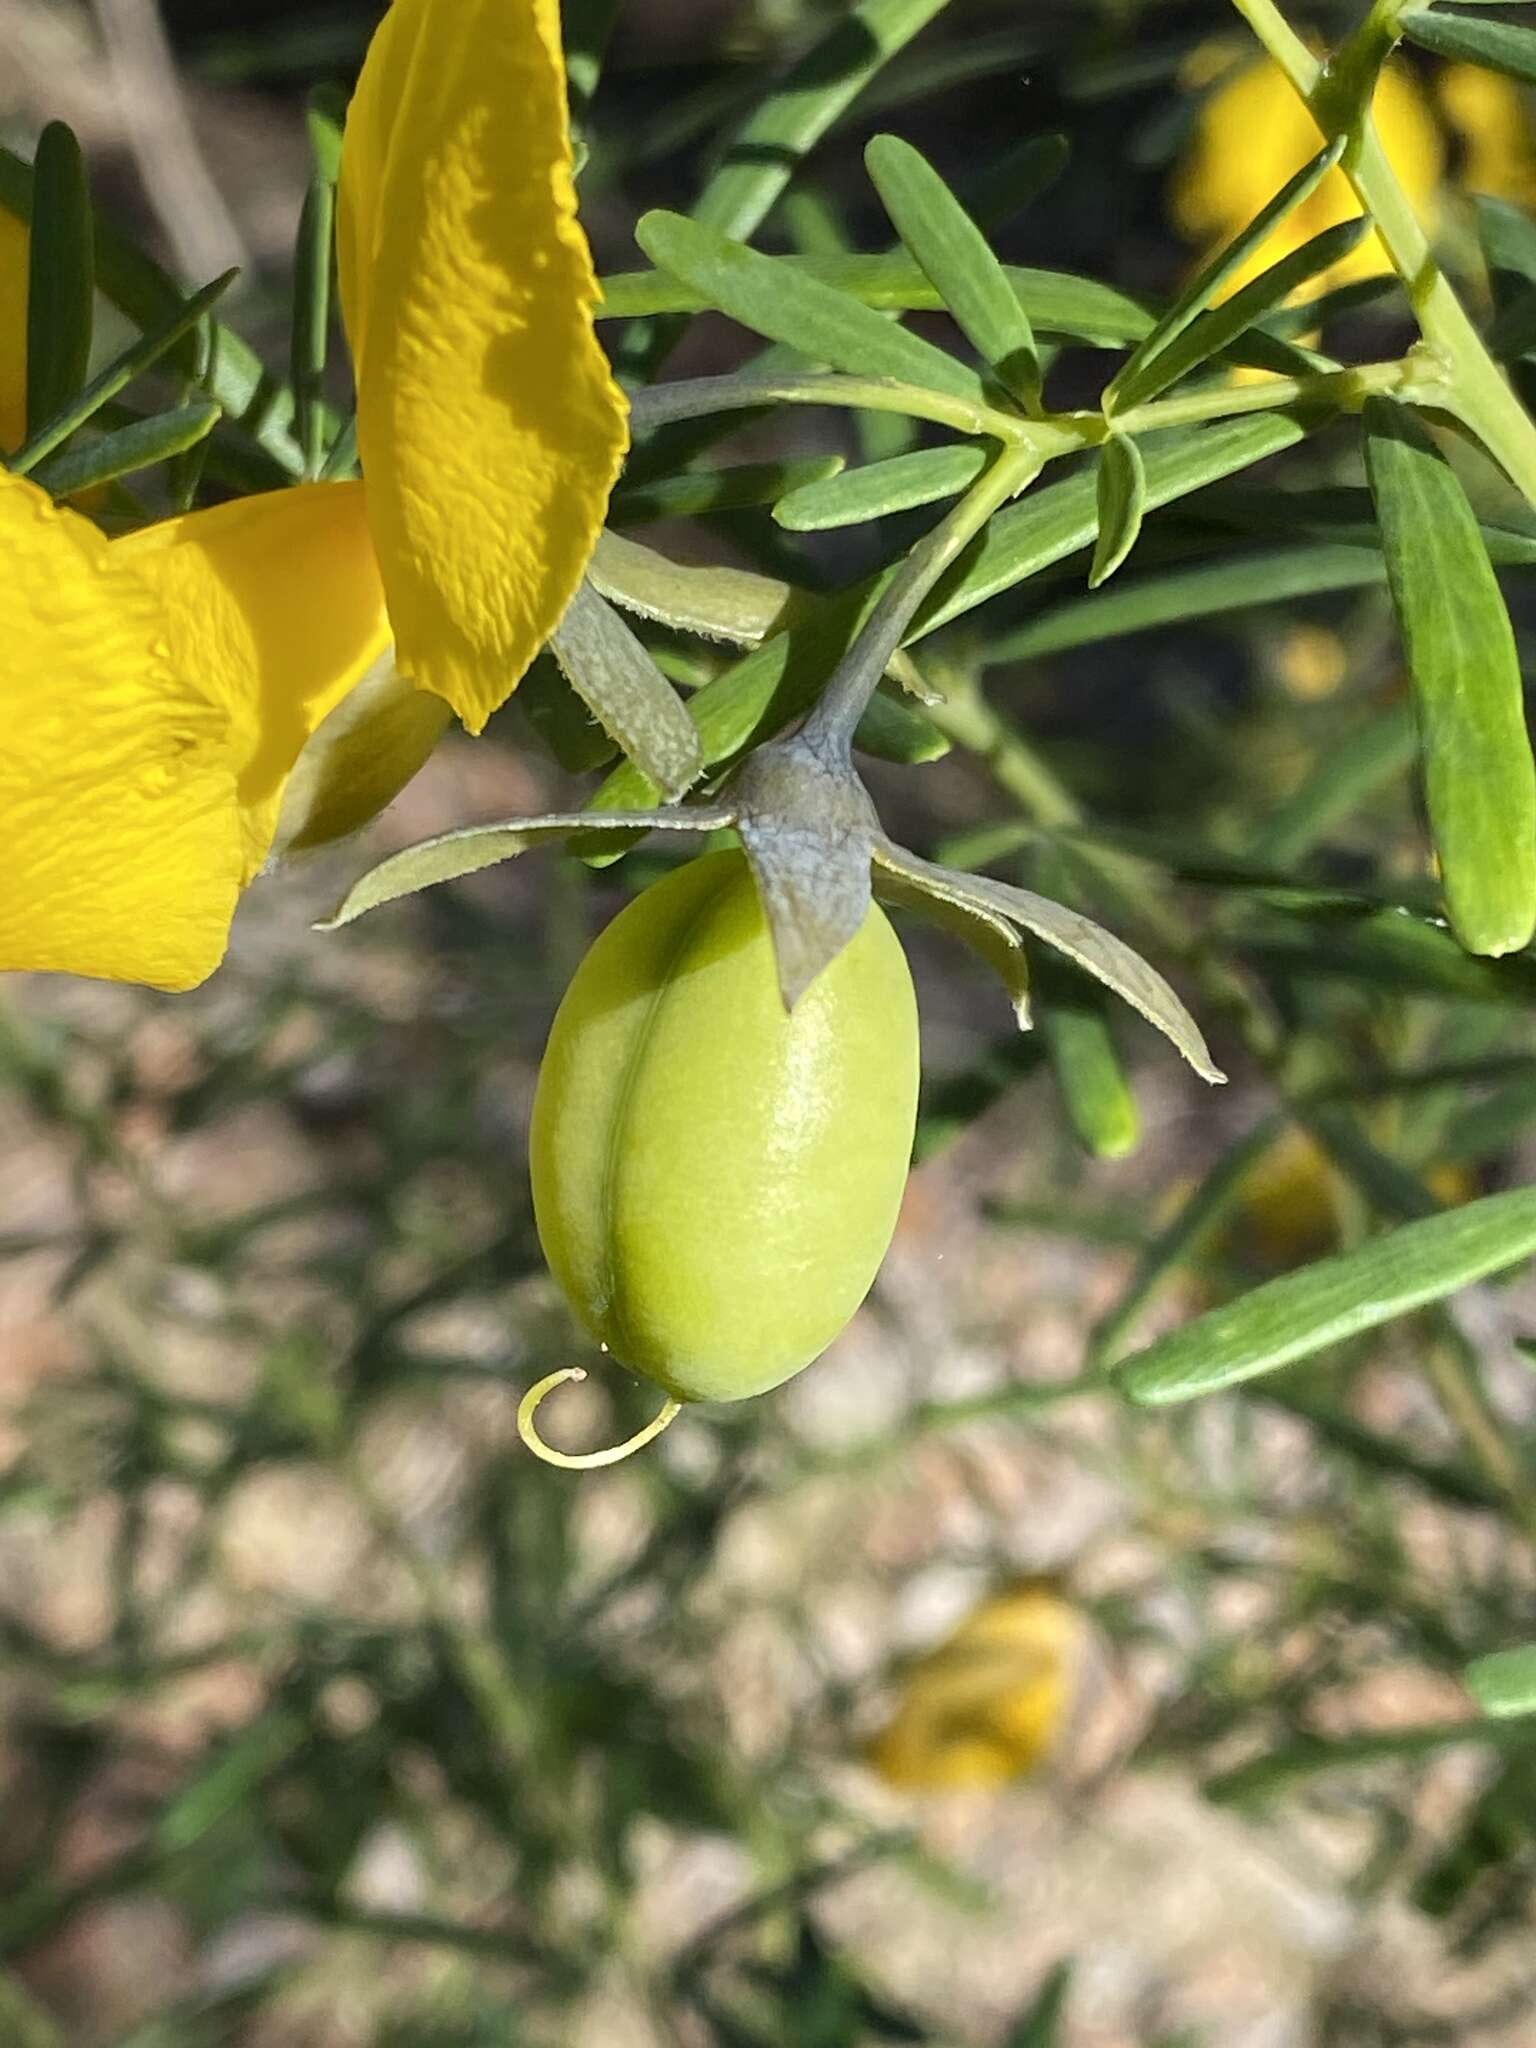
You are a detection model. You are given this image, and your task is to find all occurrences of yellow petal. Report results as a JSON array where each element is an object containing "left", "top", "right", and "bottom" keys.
[
  {"left": 114, "top": 481, "right": 393, "bottom": 878},
  {"left": 1172, "top": 56, "right": 1443, "bottom": 298},
  {"left": 337, "top": 0, "right": 629, "bottom": 733},
  {"left": 0, "top": 205, "right": 28, "bottom": 453},
  {"left": 269, "top": 651, "right": 452, "bottom": 860},
  {"left": 866, "top": 1582, "right": 1083, "bottom": 1793},
  {"left": 0, "top": 470, "right": 242, "bottom": 991}
]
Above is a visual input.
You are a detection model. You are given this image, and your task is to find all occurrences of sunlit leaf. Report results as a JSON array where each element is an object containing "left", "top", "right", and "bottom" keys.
[
  {"left": 866, "top": 133, "right": 1040, "bottom": 408},
  {"left": 1121, "top": 1186, "right": 1536, "bottom": 1404},
  {"left": 636, "top": 210, "right": 986, "bottom": 402},
  {"left": 1364, "top": 398, "right": 1536, "bottom": 957}
]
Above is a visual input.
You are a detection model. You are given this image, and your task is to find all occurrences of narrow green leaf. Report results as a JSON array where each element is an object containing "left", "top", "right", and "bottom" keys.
[
  {"left": 0, "top": 142, "right": 298, "bottom": 472},
  {"left": 589, "top": 529, "right": 795, "bottom": 645},
  {"left": 1363, "top": 398, "right": 1536, "bottom": 957},
  {"left": 865, "top": 134, "right": 1040, "bottom": 408},
  {"left": 994, "top": 543, "right": 1384, "bottom": 662},
  {"left": 611, "top": 455, "right": 844, "bottom": 527},
  {"left": 322, "top": 808, "right": 734, "bottom": 930},
  {"left": 876, "top": 860, "right": 1032, "bottom": 1025},
  {"left": 775, "top": 444, "right": 986, "bottom": 530},
  {"left": 1120, "top": 1186, "right": 1536, "bottom": 1405},
  {"left": 25, "top": 123, "right": 93, "bottom": 439},
  {"left": 1106, "top": 137, "right": 1345, "bottom": 413},
  {"left": 1088, "top": 433, "right": 1146, "bottom": 588},
  {"left": 1040, "top": 978, "right": 1140, "bottom": 1158},
  {"left": 636, "top": 211, "right": 985, "bottom": 403},
  {"left": 547, "top": 583, "right": 704, "bottom": 801},
  {"left": 291, "top": 175, "right": 335, "bottom": 480},
  {"left": 1004, "top": 1962, "right": 1073, "bottom": 2048},
  {"left": 1467, "top": 1646, "right": 1536, "bottom": 1718},
  {"left": 1111, "top": 218, "right": 1371, "bottom": 412},
  {"left": 600, "top": 251, "right": 1153, "bottom": 348},
  {"left": 1401, "top": 9, "right": 1536, "bottom": 82},
  {"left": 695, "top": 0, "right": 952, "bottom": 241},
  {"left": 854, "top": 691, "right": 950, "bottom": 765},
  {"left": 30, "top": 401, "right": 221, "bottom": 498},
  {"left": 7, "top": 268, "right": 238, "bottom": 476},
  {"left": 305, "top": 83, "right": 347, "bottom": 183},
  {"left": 587, "top": 417, "right": 1311, "bottom": 823},
  {"left": 873, "top": 841, "right": 1224, "bottom": 1083}
]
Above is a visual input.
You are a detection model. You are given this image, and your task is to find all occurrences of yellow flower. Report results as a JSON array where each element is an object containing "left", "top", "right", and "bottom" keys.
[
  {"left": 1231, "top": 1126, "right": 1474, "bottom": 1271},
  {"left": 1172, "top": 48, "right": 1444, "bottom": 297},
  {"left": 1, "top": 0, "right": 628, "bottom": 992},
  {"left": 1174, "top": 46, "right": 1536, "bottom": 302},
  {"left": 865, "top": 1580, "right": 1084, "bottom": 1792}
]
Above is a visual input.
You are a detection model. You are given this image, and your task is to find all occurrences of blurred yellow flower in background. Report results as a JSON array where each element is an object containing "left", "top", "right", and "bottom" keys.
[
  {"left": 866, "top": 1581, "right": 1085, "bottom": 1792},
  {"left": 1172, "top": 46, "right": 1536, "bottom": 298},
  {"left": 1, "top": 0, "right": 628, "bottom": 993}
]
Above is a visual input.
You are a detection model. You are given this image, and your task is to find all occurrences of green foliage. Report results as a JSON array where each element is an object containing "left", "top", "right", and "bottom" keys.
[{"left": 12, "top": 0, "right": 1536, "bottom": 2039}]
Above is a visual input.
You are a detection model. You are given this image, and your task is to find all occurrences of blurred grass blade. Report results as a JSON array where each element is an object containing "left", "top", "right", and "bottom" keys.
[
  {"left": 695, "top": 0, "right": 952, "bottom": 241},
  {"left": 25, "top": 122, "right": 93, "bottom": 438},
  {"left": 1040, "top": 978, "right": 1139, "bottom": 1158},
  {"left": 636, "top": 211, "right": 986, "bottom": 403},
  {"left": 563, "top": 0, "right": 622, "bottom": 119},
  {"left": 612, "top": 454, "right": 844, "bottom": 526},
  {"left": 865, "top": 133, "right": 1041, "bottom": 409},
  {"left": 291, "top": 174, "right": 335, "bottom": 480},
  {"left": 1363, "top": 397, "right": 1536, "bottom": 957},
  {"left": 8, "top": 268, "right": 237, "bottom": 475},
  {"left": 30, "top": 400, "right": 221, "bottom": 497},
  {"left": 1120, "top": 1186, "right": 1536, "bottom": 1405},
  {"left": 966, "top": 133, "right": 1069, "bottom": 236},
  {"left": 776, "top": 444, "right": 986, "bottom": 530},
  {"left": 1111, "top": 218, "right": 1370, "bottom": 413},
  {"left": 1106, "top": 137, "right": 1344, "bottom": 413},
  {"left": 1401, "top": 8, "right": 1536, "bottom": 82},
  {"left": 1208, "top": 1716, "right": 1536, "bottom": 1806},
  {"left": 1088, "top": 433, "right": 1145, "bottom": 588},
  {"left": 1093, "top": 1120, "right": 1281, "bottom": 1362},
  {"left": 1467, "top": 1645, "right": 1536, "bottom": 1718},
  {"left": 0, "top": 143, "right": 297, "bottom": 472},
  {"left": 602, "top": 250, "right": 1153, "bottom": 349},
  {"left": 548, "top": 583, "right": 705, "bottom": 801},
  {"left": 1005, "top": 1962, "right": 1073, "bottom": 2048}
]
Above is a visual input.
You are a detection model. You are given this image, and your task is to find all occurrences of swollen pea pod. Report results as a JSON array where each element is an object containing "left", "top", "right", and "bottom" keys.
[{"left": 522, "top": 848, "right": 920, "bottom": 1465}]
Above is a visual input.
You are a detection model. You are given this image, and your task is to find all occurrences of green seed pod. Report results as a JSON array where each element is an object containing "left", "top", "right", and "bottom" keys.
[{"left": 523, "top": 848, "right": 920, "bottom": 1464}]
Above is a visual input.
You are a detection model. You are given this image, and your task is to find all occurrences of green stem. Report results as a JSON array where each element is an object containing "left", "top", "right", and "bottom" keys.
[
  {"left": 628, "top": 370, "right": 1034, "bottom": 445},
  {"left": 1227, "top": 0, "right": 1536, "bottom": 506},
  {"left": 1115, "top": 354, "right": 1424, "bottom": 436},
  {"left": 800, "top": 439, "right": 1045, "bottom": 749}
]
